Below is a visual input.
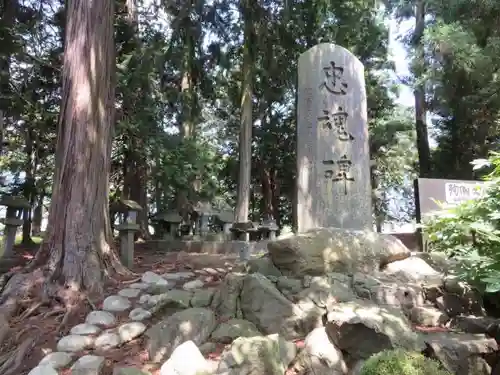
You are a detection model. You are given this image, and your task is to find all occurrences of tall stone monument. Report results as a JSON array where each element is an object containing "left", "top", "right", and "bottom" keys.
[{"left": 296, "top": 43, "right": 372, "bottom": 232}]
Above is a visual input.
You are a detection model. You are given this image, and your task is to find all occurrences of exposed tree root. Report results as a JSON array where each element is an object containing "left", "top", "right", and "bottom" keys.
[
  {"left": 0, "top": 233, "right": 138, "bottom": 373},
  {"left": 43, "top": 307, "right": 66, "bottom": 319},
  {"left": 57, "top": 304, "right": 78, "bottom": 335},
  {"left": 0, "top": 327, "right": 41, "bottom": 375},
  {"left": 15, "top": 326, "right": 32, "bottom": 342},
  {"left": 101, "top": 245, "right": 136, "bottom": 278},
  {"left": 122, "top": 276, "right": 142, "bottom": 284},
  {"left": 0, "top": 267, "right": 92, "bottom": 370},
  {"left": 0, "top": 271, "right": 16, "bottom": 299},
  {"left": 16, "top": 301, "right": 44, "bottom": 322},
  {"left": 0, "top": 313, "right": 10, "bottom": 347},
  {"left": 0, "top": 270, "right": 91, "bottom": 373},
  {"left": 86, "top": 295, "right": 97, "bottom": 310}
]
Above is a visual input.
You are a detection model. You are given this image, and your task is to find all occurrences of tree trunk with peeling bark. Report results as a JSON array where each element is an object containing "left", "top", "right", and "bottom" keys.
[
  {"left": 123, "top": 147, "right": 150, "bottom": 240},
  {"left": 413, "top": 0, "right": 432, "bottom": 177},
  {"left": 120, "top": 0, "right": 150, "bottom": 240},
  {"left": 21, "top": 127, "right": 36, "bottom": 244},
  {"left": 175, "top": 6, "right": 198, "bottom": 220},
  {"left": 0, "top": 0, "right": 16, "bottom": 157},
  {"left": 22, "top": 0, "right": 125, "bottom": 298},
  {"left": 0, "top": 1, "right": 127, "bottom": 371},
  {"left": 32, "top": 193, "right": 44, "bottom": 236},
  {"left": 234, "top": 0, "right": 255, "bottom": 224}
]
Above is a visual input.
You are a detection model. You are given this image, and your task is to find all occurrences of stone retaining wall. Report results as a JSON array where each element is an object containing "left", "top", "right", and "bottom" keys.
[
  {"left": 148, "top": 232, "right": 421, "bottom": 255},
  {"left": 149, "top": 240, "right": 270, "bottom": 255}
]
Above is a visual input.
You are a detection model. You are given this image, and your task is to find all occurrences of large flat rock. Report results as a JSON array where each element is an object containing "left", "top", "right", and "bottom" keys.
[
  {"left": 268, "top": 227, "right": 410, "bottom": 276},
  {"left": 424, "top": 332, "right": 498, "bottom": 375}
]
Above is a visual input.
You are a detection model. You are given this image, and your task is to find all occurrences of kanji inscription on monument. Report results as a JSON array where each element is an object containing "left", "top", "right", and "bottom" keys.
[
  {"left": 317, "top": 107, "right": 354, "bottom": 141},
  {"left": 296, "top": 43, "right": 372, "bottom": 232},
  {"left": 322, "top": 154, "right": 355, "bottom": 194},
  {"left": 319, "top": 61, "right": 348, "bottom": 95}
]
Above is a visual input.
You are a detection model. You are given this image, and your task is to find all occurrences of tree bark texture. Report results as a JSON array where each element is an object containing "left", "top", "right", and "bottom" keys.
[
  {"left": 271, "top": 174, "right": 281, "bottom": 227},
  {"left": 22, "top": 127, "right": 36, "bottom": 244},
  {"left": 40, "top": 0, "right": 123, "bottom": 295},
  {"left": 260, "top": 165, "right": 281, "bottom": 225},
  {"left": 32, "top": 193, "right": 44, "bottom": 236},
  {"left": 413, "top": 0, "right": 432, "bottom": 177},
  {"left": 175, "top": 9, "right": 198, "bottom": 219},
  {"left": 234, "top": 0, "right": 254, "bottom": 224},
  {"left": 120, "top": 0, "right": 150, "bottom": 239},
  {"left": 0, "top": 0, "right": 16, "bottom": 156},
  {"left": 122, "top": 146, "right": 150, "bottom": 239}
]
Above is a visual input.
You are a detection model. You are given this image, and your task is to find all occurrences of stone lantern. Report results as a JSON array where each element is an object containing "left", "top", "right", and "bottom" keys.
[
  {"left": 153, "top": 211, "right": 183, "bottom": 239},
  {"left": 0, "top": 196, "right": 30, "bottom": 257},
  {"left": 193, "top": 201, "right": 215, "bottom": 237},
  {"left": 259, "top": 219, "right": 279, "bottom": 240},
  {"left": 215, "top": 210, "right": 234, "bottom": 240},
  {"left": 114, "top": 199, "right": 142, "bottom": 268}
]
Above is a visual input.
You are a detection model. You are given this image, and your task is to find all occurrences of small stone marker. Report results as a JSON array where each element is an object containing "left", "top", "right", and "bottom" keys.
[{"left": 296, "top": 43, "right": 372, "bottom": 232}]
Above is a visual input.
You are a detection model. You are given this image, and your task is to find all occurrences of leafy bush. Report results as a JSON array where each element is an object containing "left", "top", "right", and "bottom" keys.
[
  {"left": 423, "top": 152, "right": 500, "bottom": 292},
  {"left": 359, "top": 349, "right": 451, "bottom": 375}
]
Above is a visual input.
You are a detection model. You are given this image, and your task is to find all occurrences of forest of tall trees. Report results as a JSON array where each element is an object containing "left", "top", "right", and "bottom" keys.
[{"left": 0, "top": 0, "right": 499, "bottom": 371}]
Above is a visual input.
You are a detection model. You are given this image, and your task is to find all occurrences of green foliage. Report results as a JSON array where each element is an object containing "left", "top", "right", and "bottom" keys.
[
  {"left": 161, "top": 137, "right": 225, "bottom": 205},
  {"left": 424, "top": 152, "right": 500, "bottom": 292},
  {"left": 359, "top": 349, "right": 451, "bottom": 375},
  {"left": 371, "top": 106, "right": 417, "bottom": 225},
  {"left": 0, "top": 0, "right": 413, "bottom": 235},
  {"left": 389, "top": 0, "right": 500, "bottom": 180},
  {"left": 4, "top": 0, "right": 500, "bottom": 241}
]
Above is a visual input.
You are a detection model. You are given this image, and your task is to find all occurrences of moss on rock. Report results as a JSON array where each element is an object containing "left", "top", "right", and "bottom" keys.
[{"left": 359, "top": 349, "right": 451, "bottom": 375}]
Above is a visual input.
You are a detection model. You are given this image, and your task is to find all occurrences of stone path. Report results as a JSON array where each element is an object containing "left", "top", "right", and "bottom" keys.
[{"left": 28, "top": 267, "right": 229, "bottom": 375}]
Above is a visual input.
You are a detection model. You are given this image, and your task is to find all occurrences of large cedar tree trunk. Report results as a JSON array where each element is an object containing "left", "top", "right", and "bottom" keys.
[
  {"left": 271, "top": 172, "right": 281, "bottom": 227},
  {"left": 261, "top": 166, "right": 273, "bottom": 220},
  {"left": 121, "top": 0, "right": 150, "bottom": 240},
  {"left": 234, "top": 0, "right": 254, "bottom": 224},
  {"left": 39, "top": 0, "right": 125, "bottom": 295},
  {"left": 21, "top": 128, "right": 35, "bottom": 244},
  {"left": 133, "top": 155, "right": 150, "bottom": 239},
  {"left": 32, "top": 192, "right": 44, "bottom": 236},
  {"left": 413, "top": 0, "right": 432, "bottom": 177},
  {"left": 261, "top": 164, "right": 280, "bottom": 225},
  {"left": 122, "top": 147, "right": 150, "bottom": 239},
  {"left": 175, "top": 10, "right": 197, "bottom": 221},
  {"left": 0, "top": 0, "right": 16, "bottom": 156}
]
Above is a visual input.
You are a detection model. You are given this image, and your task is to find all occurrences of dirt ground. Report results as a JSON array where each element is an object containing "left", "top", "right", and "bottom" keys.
[{"left": 0, "top": 241, "right": 241, "bottom": 375}]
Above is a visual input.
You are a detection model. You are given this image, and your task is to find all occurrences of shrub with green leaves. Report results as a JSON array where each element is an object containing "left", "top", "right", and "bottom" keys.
[
  {"left": 423, "top": 151, "right": 500, "bottom": 292},
  {"left": 359, "top": 349, "right": 451, "bottom": 375}
]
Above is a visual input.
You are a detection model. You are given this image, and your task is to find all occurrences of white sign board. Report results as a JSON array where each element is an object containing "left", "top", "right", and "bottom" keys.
[{"left": 445, "top": 182, "right": 486, "bottom": 204}]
